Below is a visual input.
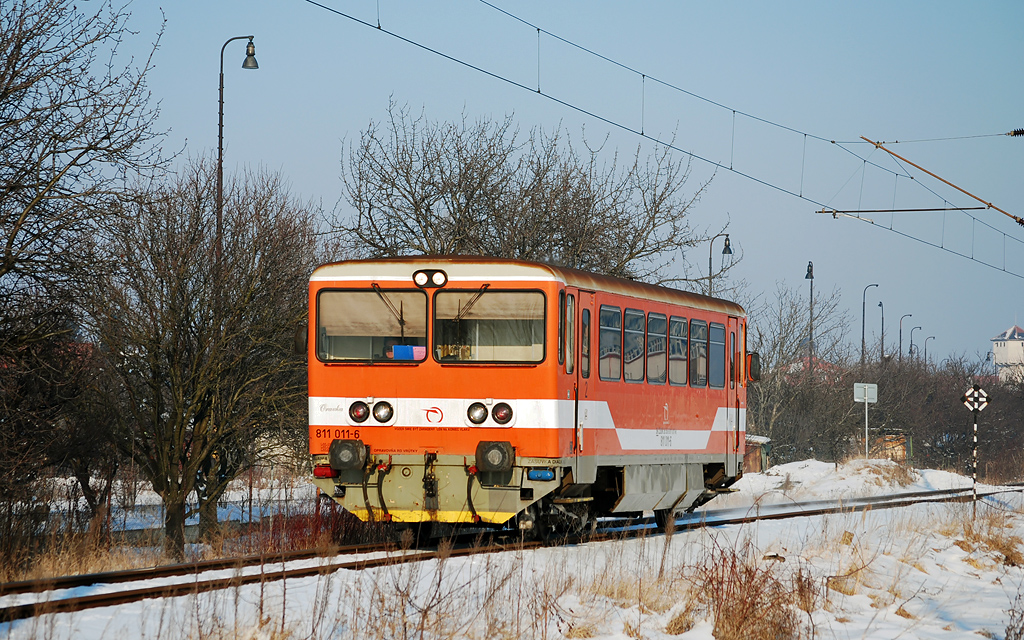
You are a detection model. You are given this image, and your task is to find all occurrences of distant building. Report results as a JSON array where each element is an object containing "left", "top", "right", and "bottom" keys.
[
  {"left": 744, "top": 435, "right": 772, "bottom": 473},
  {"left": 991, "top": 325, "right": 1024, "bottom": 384}
]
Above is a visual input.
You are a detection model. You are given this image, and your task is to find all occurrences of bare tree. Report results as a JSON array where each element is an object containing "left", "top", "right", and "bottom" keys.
[
  {"left": 89, "top": 159, "right": 320, "bottom": 558},
  {"left": 745, "top": 282, "right": 854, "bottom": 461},
  {"left": 338, "top": 103, "right": 734, "bottom": 286},
  {"left": 0, "top": 1, "right": 164, "bottom": 531},
  {"left": 0, "top": 0, "right": 165, "bottom": 310}
]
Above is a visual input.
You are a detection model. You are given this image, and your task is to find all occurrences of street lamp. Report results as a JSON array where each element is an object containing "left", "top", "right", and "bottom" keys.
[
  {"left": 707, "top": 233, "right": 733, "bottom": 298},
  {"left": 861, "top": 283, "right": 879, "bottom": 366},
  {"left": 909, "top": 326, "right": 922, "bottom": 362},
  {"left": 924, "top": 336, "right": 935, "bottom": 367},
  {"left": 805, "top": 261, "right": 814, "bottom": 374},
  {"left": 217, "top": 35, "right": 259, "bottom": 276},
  {"left": 899, "top": 314, "right": 912, "bottom": 365},
  {"left": 878, "top": 300, "right": 884, "bottom": 362}
]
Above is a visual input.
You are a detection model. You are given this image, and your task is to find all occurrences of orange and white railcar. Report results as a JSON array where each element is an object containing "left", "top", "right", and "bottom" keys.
[{"left": 307, "top": 257, "right": 755, "bottom": 533}]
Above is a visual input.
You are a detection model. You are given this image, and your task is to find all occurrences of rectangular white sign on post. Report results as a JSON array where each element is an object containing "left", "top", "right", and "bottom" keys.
[
  {"left": 854, "top": 383, "right": 878, "bottom": 459},
  {"left": 854, "top": 382, "right": 878, "bottom": 404}
]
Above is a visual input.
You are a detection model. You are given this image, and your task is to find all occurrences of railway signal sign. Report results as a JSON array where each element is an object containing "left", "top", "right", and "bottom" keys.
[
  {"left": 961, "top": 384, "right": 989, "bottom": 518},
  {"left": 961, "top": 385, "right": 988, "bottom": 412}
]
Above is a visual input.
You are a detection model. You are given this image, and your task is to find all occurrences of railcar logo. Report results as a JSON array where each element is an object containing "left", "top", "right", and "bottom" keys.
[{"left": 424, "top": 407, "right": 444, "bottom": 423}]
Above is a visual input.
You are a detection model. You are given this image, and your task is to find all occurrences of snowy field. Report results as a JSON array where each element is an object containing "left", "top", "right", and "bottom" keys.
[{"left": 5, "top": 459, "right": 1024, "bottom": 640}]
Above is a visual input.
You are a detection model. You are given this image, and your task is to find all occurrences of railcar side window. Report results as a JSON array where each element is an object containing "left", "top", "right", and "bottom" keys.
[
  {"left": 565, "top": 294, "right": 575, "bottom": 375},
  {"left": 433, "top": 290, "right": 545, "bottom": 363},
  {"left": 647, "top": 313, "right": 667, "bottom": 385},
  {"left": 730, "top": 330, "right": 736, "bottom": 390},
  {"left": 669, "top": 316, "right": 687, "bottom": 386},
  {"left": 623, "top": 309, "right": 645, "bottom": 383},
  {"left": 581, "top": 308, "right": 591, "bottom": 379},
  {"left": 598, "top": 305, "right": 621, "bottom": 381},
  {"left": 316, "top": 289, "right": 427, "bottom": 362},
  {"left": 690, "top": 319, "right": 708, "bottom": 387},
  {"left": 709, "top": 322, "right": 726, "bottom": 388},
  {"left": 558, "top": 291, "right": 565, "bottom": 365}
]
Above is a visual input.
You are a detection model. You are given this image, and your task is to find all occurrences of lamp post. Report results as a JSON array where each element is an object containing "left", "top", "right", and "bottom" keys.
[
  {"left": 924, "top": 336, "right": 935, "bottom": 367},
  {"left": 909, "top": 326, "right": 922, "bottom": 362},
  {"left": 217, "top": 35, "right": 259, "bottom": 276},
  {"left": 805, "top": 261, "right": 814, "bottom": 375},
  {"left": 878, "top": 301, "right": 884, "bottom": 361},
  {"left": 707, "top": 233, "right": 733, "bottom": 298},
  {"left": 899, "top": 314, "right": 912, "bottom": 365},
  {"left": 861, "top": 283, "right": 879, "bottom": 366}
]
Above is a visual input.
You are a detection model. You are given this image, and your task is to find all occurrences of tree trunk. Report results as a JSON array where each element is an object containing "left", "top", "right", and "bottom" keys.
[
  {"left": 163, "top": 500, "right": 187, "bottom": 560},
  {"left": 198, "top": 493, "right": 220, "bottom": 541}
]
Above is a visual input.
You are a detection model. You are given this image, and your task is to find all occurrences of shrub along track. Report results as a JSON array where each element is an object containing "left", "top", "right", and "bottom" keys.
[{"left": 1, "top": 484, "right": 1020, "bottom": 623}]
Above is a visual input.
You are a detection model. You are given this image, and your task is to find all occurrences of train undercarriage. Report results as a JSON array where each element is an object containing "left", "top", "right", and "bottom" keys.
[{"left": 311, "top": 446, "right": 741, "bottom": 538}]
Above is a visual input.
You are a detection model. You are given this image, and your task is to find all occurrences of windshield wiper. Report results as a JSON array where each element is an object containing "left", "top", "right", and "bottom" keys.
[
  {"left": 453, "top": 283, "right": 490, "bottom": 323},
  {"left": 372, "top": 283, "right": 406, "bottom": 339}
]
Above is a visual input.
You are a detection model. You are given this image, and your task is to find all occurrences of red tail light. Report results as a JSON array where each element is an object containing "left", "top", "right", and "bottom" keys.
[{"left": 313, "top": 464, "right": 339, "bottom": 478}]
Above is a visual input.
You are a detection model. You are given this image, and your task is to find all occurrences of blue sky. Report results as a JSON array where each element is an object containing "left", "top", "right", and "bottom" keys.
[{"left": 127, "top": 1, "right": 1023, "bottom": 363}]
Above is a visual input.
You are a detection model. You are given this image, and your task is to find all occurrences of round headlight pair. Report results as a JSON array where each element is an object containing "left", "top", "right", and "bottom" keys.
[
  {"left": 466, "top": 402, "right": 513, "bottom": 425},
  {"left": 350, "top": 400, "right": 393, "bottom": 423},
  {"left": 413, "top": 270, "right": 447, "bottom": 287}
]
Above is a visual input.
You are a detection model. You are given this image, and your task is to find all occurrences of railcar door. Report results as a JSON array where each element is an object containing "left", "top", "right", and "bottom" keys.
[
  {"left": 726, "top": 316, "right": 742, "bottom": 476},
  {"left": 572, "top": 288, "right": 598, "bottom": 484}
]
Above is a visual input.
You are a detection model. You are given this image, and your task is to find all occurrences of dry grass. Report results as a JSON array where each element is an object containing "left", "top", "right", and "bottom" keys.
[
  {"left": 941, "top": 506, "right": 1024, "bottom": 567},
  {"left": 564, "top": 622, "right": 597, "bottom": 638},
  {"left": 689, "top": 539, "right": 814, "bottom": 640},
  {"left": 664, "top": 603, "right": 696, "bottom": 635},
  {"left": 840, "top": 458, "right": 917, "bottom": 487}
]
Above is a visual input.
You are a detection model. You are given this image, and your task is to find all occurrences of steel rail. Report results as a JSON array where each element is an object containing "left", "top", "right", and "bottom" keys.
[
  {"left": 0, "top": 542, "right": 393, "bottom": 598},
  {"left": 3, "top": 485, "right": 1021, "bottom": 623}
]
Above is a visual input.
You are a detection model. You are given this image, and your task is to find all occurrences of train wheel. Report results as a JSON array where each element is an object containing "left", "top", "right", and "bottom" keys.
[{"left": 654, "top": 509, "right": 676, "bottom": 533}]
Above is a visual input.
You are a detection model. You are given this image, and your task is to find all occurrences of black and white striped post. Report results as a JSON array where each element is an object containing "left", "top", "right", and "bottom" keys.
[{"left": 961, "top": 384, "right": 989, "bottom": 519}]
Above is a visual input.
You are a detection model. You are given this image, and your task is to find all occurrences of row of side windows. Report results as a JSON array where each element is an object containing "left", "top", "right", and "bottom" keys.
[{"left": 594, "top": 305, "right": 726, "bottom": 388}]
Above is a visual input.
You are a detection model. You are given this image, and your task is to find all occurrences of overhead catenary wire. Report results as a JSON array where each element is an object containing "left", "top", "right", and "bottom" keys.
[{"left": 296, "top": 0, "right": 1024, "bottom": 279}]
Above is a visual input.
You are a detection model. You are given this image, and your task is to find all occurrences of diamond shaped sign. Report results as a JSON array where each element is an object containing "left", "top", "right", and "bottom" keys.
[{"left": 961, "top": 385, "right": 988, "bottom": 412}]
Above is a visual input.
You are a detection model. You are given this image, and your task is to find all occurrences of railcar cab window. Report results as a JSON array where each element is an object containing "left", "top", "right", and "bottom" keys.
[
  {"left": 690, "top": 319, "right": 708, "bottom": 387},
  {"left": 316, "top": 289, "right": 427, "bottom": 362},
  {"left": 433, "top": 290, "right": 545, "bottom": 363},
  {"left": 623, "top": 309, "right": 645, "bottom": 383},
  {"left": 709, "top": 322, "right": 726, "bottom": 388},
  {"left": 598, "top": 305, "right": 621, "bottom": 381}
]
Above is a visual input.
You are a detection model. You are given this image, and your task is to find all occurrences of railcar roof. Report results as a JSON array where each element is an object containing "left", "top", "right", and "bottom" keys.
[{"left": 311, "top": 256, "right": 745, "bottom": 317}]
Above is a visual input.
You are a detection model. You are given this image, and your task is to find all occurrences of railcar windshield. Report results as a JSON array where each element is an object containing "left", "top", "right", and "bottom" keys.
[
  {"left": 316, "top": 289, "right": 428, "bottom": 362},
  {"left": 433, "top": 290, "right": 545, "bottom": 363}
]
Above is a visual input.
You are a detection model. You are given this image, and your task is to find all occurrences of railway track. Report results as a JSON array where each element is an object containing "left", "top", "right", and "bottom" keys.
[{"left": 2, "top": 484, "right": 1020, "bottom": 624}]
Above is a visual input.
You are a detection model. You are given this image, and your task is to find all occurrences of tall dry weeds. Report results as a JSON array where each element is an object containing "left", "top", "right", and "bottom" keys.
[{"left": 690, "top": 539, "right": 815, "bottom": 640}]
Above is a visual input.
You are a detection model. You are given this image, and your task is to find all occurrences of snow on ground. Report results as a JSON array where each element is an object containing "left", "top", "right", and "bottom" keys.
[{"left": 5, "top": 459, "right": 1024, "bottom": 640}]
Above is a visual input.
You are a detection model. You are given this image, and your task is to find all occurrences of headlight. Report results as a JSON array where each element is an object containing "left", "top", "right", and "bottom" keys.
[
  {"left": 349, "top": 401, "right": 369, "bottom": 423},
  {"left": 467, "top": 402, "right": 488, "bottom": 424},
  {"left": 372, "top": 400, "right": 394, "bottom": 422}
]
